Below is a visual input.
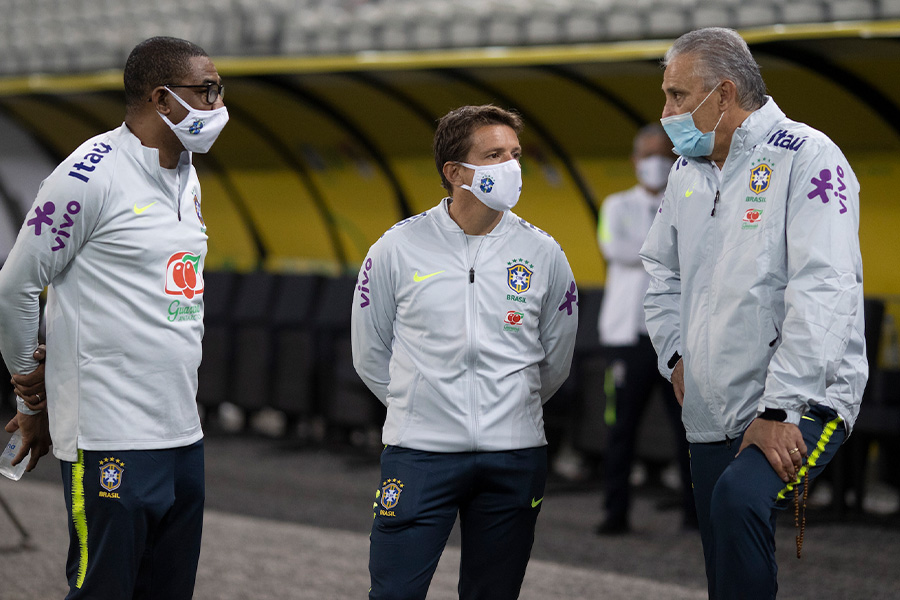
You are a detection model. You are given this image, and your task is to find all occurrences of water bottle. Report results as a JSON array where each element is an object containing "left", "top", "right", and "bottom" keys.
[{"left": 0, "top": 430, "right": 30, "bottom": 481}]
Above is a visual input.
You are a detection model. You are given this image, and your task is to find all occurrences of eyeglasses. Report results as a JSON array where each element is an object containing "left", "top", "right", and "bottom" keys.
[{"left": 165, "top": 82, "right": 225, "bottom": 105}]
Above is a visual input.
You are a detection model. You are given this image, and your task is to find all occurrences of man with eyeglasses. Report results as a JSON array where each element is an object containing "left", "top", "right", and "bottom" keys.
[{"left": 0, "top": 36, "right": 228, "bottom": 599}]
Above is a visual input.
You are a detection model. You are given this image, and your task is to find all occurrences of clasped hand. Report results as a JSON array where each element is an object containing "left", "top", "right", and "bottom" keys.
[
  {"left": 737, "top": 417, "right": 806, "bottom": 483},
  {"left": 4, "top": 345, "right": 52, "bottom": 471}
]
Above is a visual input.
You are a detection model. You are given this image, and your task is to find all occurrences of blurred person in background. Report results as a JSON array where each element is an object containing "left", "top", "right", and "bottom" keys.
[
  {"left": 352, "top": 104, "right": 578, "bottom": 600},
  {"left": 0, "top": 36, "right": 228, "bottom": 599},
  {"left": 642, "top": 27, "right": 866, "bottom": 598},
  {"left": 595, "top": 124, "right": 697, "bottom": 535}
]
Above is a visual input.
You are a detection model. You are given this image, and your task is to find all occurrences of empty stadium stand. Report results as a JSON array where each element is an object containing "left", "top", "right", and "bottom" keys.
[{"left": 2, "top": 0, "right": 900, "bottom": 75}]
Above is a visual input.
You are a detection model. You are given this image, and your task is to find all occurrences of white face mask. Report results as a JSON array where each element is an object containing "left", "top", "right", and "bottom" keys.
[
  {"left": 635, "top": 155, "right": 673, "bottom": 192},
  {"left": 458, "top": 159, "right": 522, "bottom": 212},
  {"left": 160, "top": 87, "right": 229, "bottom": 153}
]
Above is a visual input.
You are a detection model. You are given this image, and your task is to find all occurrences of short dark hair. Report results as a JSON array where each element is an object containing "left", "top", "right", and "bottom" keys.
[
  {"left": 433, "top": 105, "right": 523, "bottom": 195},
  {"left": 124, "top": 37, "right": 208, "bottom": 112}
]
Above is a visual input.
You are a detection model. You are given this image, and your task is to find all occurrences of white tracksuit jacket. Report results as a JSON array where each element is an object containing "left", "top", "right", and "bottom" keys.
[
  {"left": 597, "top": 185, "right": 662, "bottom": 347},
  {"left": 351, "top": 198, "right": 579, "bottom": 452},
  {"left": 641, "top": 98, "right": 867, "bottom": 443},
  {"left": 0, "top": 124, "right": 206, "bottom": 461}
]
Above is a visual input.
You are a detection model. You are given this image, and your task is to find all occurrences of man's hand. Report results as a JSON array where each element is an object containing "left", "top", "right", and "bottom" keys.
[
  {"left": 4, "top": 410, "right": 51, "bottom": 471},
  {"left": 671, "top": 358, "right": 685, "bottom": 406},
  {"left": 737, "top": 418, "right": 807, "bottom": 483},
  {"left": 11, "top": 344, "right": 46, "bottom": 411}
]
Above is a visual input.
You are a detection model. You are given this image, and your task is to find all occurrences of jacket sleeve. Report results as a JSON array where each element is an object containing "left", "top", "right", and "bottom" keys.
[
  {"left": 640, "top": 186, "right": 682, "bottom": 381},
  {"left": 598, "top": 192, "right": 645, "bottom": 267},
  {"left": 537, "top": 245, "right": 578, "bottom": 403},
  {"left": 761, "top": 140, "right": 866, "bottom": 425},
  {"left": 350, "top": 239, "right": 396, "bottom": 406},
  {"left": 0, "top": 162, "right": 106, "bottom": 414}
]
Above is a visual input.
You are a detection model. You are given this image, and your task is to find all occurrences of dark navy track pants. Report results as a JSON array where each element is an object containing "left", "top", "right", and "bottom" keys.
[
  {"left": 369, "top": 445, "right": 547, "bottom": 600},
  {"left": 60, "top": 440, "right": 205, "bottom": 600},
  {"left": 690, "top": 405, "right": 845, "bottom": 599}
]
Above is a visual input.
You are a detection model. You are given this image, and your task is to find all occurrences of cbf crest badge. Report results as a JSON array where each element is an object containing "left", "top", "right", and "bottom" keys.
[
  {"left": 478, "top": 174, "right": 495, "bottom": 194},
  {"left": 507, "top": 258, "right": 534, "bottom": 294},
  {"left": 188, "top": 119, "right": 205, "bottom": 135},
  {"left": 99, "top": 457, "right": 125, "bottom": 494},
  {"left": 381, "top": 479, "right": 404, "bottom": 510},
  {"left": 749, "top": 163, "right": 773, "bottom": 195},
  {"left": 193, "top": 190, "right": 207, "bottom": 233}
]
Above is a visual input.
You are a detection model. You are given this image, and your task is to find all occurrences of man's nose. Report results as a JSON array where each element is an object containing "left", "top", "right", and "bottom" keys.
[{"left": 661, "top": 102, "right": 676, "bottom": 119}]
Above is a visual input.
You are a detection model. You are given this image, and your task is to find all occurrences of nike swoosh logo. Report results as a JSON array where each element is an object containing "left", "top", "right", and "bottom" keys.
[
  {"left": 531, "top": 497, "right": 543, "bottom": 508},
  {"left": 685, "top": 190, "right": 694, "bottom": 197},
  {"left": 133, "top": 202, "right": 158, "bottom": 215},
  {"left": 413, "top": 270, "right": 445, "bottom": 282}
]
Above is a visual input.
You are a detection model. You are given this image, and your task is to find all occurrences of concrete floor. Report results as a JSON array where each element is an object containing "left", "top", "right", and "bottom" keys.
[{"left": 1, "top": 428, "right": 899, "bottom": 599}]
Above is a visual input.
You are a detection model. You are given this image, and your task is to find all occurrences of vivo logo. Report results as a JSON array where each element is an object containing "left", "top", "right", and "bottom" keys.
[{"left": 358, "top": 258, "right": 373, "bottom": 308}]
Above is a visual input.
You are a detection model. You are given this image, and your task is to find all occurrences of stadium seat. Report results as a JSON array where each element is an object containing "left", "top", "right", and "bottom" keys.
[
  {"left": 312, "top": 275, "right": 385, "bottom": 437},
  {"left": 735, "top": 4, "right": 780, "bottom": 28},
  {"left": 346, "top": 22, "right": 379, "bottom": 53},
  {"left": 827, "top": 297, "right": 890, "bottom": 515},
  {"left": 409, "top": 3, "right": 454, "bottom": 49},
  {"left": 230, "top": 271, "right": 280, "bottom": 418},
  {"left": 781, "top": 2, "right": 827, "bottom": 24},
  {"left": 485, "top": 12, "right": 524, "bottom": 47},
  {"left": 558, "top": 288, "right": 609, "bottom": 457},
  {"left": 828, "top": 0, "right": 877, "bottom": 21},
  {"left": 692, "top": 4, "right": 734, "bottom": 29},
  {"left": 647, "top": 9, "right": 690, "bottom": 38},
  {"left": 562, "top": 11, "right": 605, "bottom": 43},
  {"left": 881, "top": 0, "right": 900, "bottom": 17},
  {"left": 197, "top": 271, "right": 241, "bottom": 413},
  {"left": 269, "top": 274, "right": 323, "bottom": 427},
  {"left": 525, "top": 12, "right": 561, "bottom": 45},
  {"left": 447, "top": 11, "right": 486, "bottom": 49},
  {"left": 607, "top": 11, "right": 645, "bottom": 40}
]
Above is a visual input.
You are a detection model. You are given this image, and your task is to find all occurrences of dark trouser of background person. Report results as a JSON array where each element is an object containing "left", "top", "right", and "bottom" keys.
[
  {"left": 369, "top": 446, "right": 547, "bottom": 600},
  {"left": 689, "top": 404, "right": 845, "bottom": 599},
  {"left": 598, "top": 335, "right": 696, "bottom": 534}
]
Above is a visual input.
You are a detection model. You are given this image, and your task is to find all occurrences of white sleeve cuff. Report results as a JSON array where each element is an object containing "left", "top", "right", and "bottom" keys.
[{"left": 16, "top": 396, "right": 41, "bottom": 416}]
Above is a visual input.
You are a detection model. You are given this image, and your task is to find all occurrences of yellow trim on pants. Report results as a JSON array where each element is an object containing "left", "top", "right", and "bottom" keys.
[
  {"left": 72, "top": 449, "right": 89, "bottom": 588},
  {"left": 777, "top": 415, "right": 843, "bottom": 501}
]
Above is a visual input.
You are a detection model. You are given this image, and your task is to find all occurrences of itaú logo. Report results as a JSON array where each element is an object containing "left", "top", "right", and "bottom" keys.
[{"left": 165, "top": 252, "right": 204, "bottom": 299}]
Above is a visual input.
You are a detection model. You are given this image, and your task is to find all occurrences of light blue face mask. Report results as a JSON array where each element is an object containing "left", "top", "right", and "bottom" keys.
[{"left": 660, "top": 82, "right": 724, "bottom": 157}]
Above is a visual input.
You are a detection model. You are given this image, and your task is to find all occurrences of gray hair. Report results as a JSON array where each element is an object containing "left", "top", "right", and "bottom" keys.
[{"left": 663, "top": 28, "right": 766, "bottom": 111}]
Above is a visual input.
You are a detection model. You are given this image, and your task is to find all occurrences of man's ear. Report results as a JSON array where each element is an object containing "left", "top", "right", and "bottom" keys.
[
  {"left": 150, "top": 86, "right": 171, "bottom": 115},
  {"left": 719, "top": 80, "right": 738, "bottom": 110},
  {"left": 443, "top": 161, "right": 468, "bottom": 190}
]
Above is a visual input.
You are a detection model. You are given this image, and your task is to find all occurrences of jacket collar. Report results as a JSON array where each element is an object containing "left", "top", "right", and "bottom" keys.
[
  {"left": 682, "top": 97, "right": 786, "bottom": 170},
  {"left": 118, "top": 123, "right": 193, "bottom": 190},
  {"left": 433, "top": 197, "right": 516, "bottom": 236},
  {"left": 728, "top": 96, "right": 786, "bottom": 155}
]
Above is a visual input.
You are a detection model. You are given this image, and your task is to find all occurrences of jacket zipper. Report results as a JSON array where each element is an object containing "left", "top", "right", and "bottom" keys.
[
  {"left": 710, "top": 190, "right": 720, "bottom": 216},
  {"left": 464, "top": 234, "right": 484, "bottom": 450}
]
